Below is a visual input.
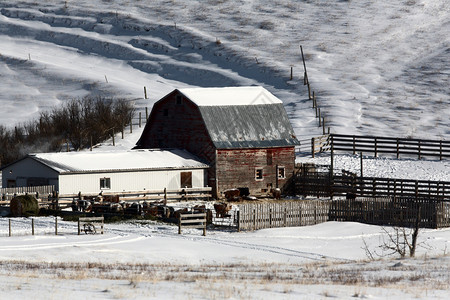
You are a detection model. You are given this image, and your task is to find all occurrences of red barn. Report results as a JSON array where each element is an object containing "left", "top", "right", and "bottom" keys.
[{"left": 136, "top": 86, "right": 299, "bottom": 198}]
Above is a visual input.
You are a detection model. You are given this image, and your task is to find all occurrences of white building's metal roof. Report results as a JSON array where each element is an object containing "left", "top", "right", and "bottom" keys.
[{"left": 29, "top": 149, "right": 208, "bottom": 174}]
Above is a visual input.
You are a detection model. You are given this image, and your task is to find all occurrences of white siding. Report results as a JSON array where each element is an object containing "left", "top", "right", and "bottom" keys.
[{"left": 58, "top": 168, "right": 207, "bottom": 194}]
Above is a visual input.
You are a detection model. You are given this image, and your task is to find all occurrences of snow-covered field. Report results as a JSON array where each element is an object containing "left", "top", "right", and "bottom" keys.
[
  {"left": 1, "top": 217, "right": 449, "bottom": 299},
  {"left": 0, "top": 0, "right": 449, "bottom": 299}
]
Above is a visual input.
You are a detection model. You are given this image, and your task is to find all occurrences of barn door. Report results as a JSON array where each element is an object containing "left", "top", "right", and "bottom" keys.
[{"left": 180, "top": 172, "right": 192, "bottom": 188}]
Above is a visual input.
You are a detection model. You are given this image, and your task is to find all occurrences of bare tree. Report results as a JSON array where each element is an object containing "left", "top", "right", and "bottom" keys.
[
  {"left": 0, "top": 96, "right": 135, "bottom": 167},
  {"left": 362, "top": 206, "right": 430, "bottom": 259}
]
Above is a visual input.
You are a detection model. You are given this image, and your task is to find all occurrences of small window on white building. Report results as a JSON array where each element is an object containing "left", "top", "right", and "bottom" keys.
[
  {"left": 255, "top": 168, "right": 263, "bottom": 180},
  {"left": 277, "top": 167, "right": 286, "bottom": 179},
  {"left": 100, "top": 178, "right": 111, "bottom": 189}
]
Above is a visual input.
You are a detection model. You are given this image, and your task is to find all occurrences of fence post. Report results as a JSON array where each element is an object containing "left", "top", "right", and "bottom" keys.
[
  {"left": 311, "top": 137, "right": 315, "bottom": 158},
  {"left": 374, "top": 137, "right": 378, "bottom": 157},
  {"left": 396, "top": 139, "right": 400, "bottom": 159},
  {"left": 353, "top": 136, "right": 356, "bottom": 155},
  {"left": 312, "top": 91, "right": 316, "bottom": 108},
  {"left": 415, "top": 181, "right": 419, "bottom": 200},
  {"left": 237, "top": 211, "right": 240, "bottom": 232},
  {"left": 32, "top": 218, "right": 35, "bottom": 235},
  {"left": 164, "top": 188, "right": 167, "bottom": 206},
  {"left": 144, "top": 86, "right": 148, "bottom": 99},
  {"left": 9, "top": 219, "right": 11, "bottom": 237},
  {"left": 55, "top": 217, "right": 58, "bottom": 235},
  {"left": 139, "top": 112, "right": 142, "bottom": 128}
]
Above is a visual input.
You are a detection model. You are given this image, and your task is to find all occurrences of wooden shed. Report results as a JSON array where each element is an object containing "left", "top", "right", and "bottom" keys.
[
  {"left": 1, "top": 149, "right": 208, "bottom": 194},
  {"left": 135, "top": 86, "right": 299, "bottom": 198}
]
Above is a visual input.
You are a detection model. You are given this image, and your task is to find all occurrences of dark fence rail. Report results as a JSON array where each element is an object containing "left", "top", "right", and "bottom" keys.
[{"left": 330, "top": 134, "right": 450, "bottom": 160}]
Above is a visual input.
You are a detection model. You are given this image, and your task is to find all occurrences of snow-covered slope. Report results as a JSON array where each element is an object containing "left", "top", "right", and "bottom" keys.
[{"left": 1, "top": 0, "right": 448, "bottom": 140}]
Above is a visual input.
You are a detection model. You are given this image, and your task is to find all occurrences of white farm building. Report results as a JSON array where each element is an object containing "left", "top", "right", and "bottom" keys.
[{"left": 1, "top": 149, "right": 208, "bottom": 195}]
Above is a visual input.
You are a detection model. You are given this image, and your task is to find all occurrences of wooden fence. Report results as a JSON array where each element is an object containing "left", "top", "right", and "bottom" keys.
[
  {"left": 236, "top": 198, "right": 450, "bottom": 231},
  {"left": 237, "top": 200, "right": 330, "bottom": 231},
  {"left": 333, "top": 176, "right": 450, "bottom": 200},
  {"left": 78, "top": 216, "right": 104, "bottom": 235},
  {"left": 294, "top": 165, "right": 450, "bottom": 201},
  {"left": 311, "top": 135, "right": 331, "bottom": 157},
  {"left": 178, "top": 212, "right": 207, "bottom": 236},
  {"left": 1, "top": 185, "right": 54, "bottom": 202},
  {"left": 329, "top": 197, "right": 450, "bottom": 229},
  {"left": 330, "top": 134, "right": 450, "bottom": 160},
  {"left": 1, "top": 187, "right": 212, "bottom": 209}
]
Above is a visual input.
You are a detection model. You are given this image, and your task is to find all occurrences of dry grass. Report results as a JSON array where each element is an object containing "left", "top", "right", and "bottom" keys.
[{"left": 0, "top": 257, "right": 448, "bottom": 294}]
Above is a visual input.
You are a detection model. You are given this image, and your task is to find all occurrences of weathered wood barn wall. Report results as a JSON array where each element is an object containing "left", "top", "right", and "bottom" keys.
[{"left": 136, "top": 86, "right": 299, "bottom": 198}]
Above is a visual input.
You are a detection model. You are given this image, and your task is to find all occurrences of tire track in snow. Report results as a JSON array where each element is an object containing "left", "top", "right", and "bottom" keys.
[{"left": 0, "top": 235, "right": 146, "bottom": 251}]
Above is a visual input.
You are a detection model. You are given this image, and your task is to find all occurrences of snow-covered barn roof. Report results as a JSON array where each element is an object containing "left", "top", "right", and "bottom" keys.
[
  {"left": 178, "top": 86, "right": 299, "bottom": 148},
  {"left": 178, "top": 86, "right": 282, "bottom": 106},
  {"left": 28, "top": 149, "right": 208, "bottom": 174}
]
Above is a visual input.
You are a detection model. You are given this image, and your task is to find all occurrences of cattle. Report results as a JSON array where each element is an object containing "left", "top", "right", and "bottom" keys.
[
  {"left": 224, "top": 189, "right": 241, "bottom": 201},
  {"left": 271, "top": 188, "right": 281, "bottom": 200},
  {"left": 213, "top": 202, "right": 232, "bottom": 218}
]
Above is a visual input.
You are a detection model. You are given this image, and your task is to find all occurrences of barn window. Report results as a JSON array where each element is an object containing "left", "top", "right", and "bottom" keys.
[
  {"left": 176, "top": 95, "right": 182, "bottom": 104},
  {"left": 100, "top": 178, "right": 111, "bottom": 189},
  {"left": 255, "top": 168, "right": 263, "bottom": 180},
  {"left": 163, "top": 108, "right": 169, "bottom": 116},
  {"left": 277, "top": 167, "right": 286, "bottom": 179}
]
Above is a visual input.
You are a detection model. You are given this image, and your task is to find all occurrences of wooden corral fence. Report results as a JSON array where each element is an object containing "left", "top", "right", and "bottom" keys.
[
  {"left": 311, "top": 135, "right": 331, "bottom": 157},
  {"left": 178, "top": 212, "right": 207, "bottom": 236},
  {"left": 235, "top": 198, "right": 450, "bottom": 231},
  {"left": 329, "top": 134, "right": 450, "bottom": 160},
  {"left": 329, "top": 197, "right": 450, "bottom": 229},
  {"left": 40, "top": 187, "right": 213, "bottom": 210},
  {"left": 294, "top": 164, "right": 450, "bottom": 201},
  {"left": 78, "top": 216, "right": 104, "bottom": 235},
  {"left": 236, "top": 200, "right": 330, "bottom": 231},
  {"left": 333, "top": 176, "right": 450, "bottom": 200},
  {"left": 0, "top": 185, "right": 54, "bottom": 202}
]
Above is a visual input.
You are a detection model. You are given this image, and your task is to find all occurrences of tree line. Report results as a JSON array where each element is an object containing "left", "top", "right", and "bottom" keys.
[{"left": 0, "top": 96, "right": 135, "bottom": 167}]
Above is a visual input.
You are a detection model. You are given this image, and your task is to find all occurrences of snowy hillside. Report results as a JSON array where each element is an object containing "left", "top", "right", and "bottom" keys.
[{"left": 0, "top": 0, "right": 448, "bottom": 140}]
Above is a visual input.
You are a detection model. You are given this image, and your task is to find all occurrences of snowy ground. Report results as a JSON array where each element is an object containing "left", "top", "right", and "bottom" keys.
[{"left": 0, "top": 217, "right": 449, "bottom": 299}]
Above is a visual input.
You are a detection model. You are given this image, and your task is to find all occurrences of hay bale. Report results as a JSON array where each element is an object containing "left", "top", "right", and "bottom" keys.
[{"left": 10, "top": 195, "right": 39, "bottom": 217}]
